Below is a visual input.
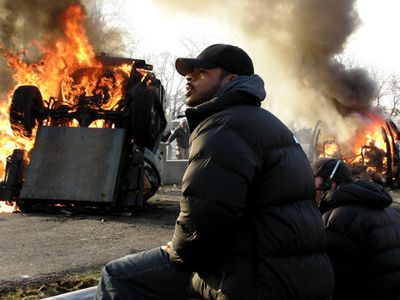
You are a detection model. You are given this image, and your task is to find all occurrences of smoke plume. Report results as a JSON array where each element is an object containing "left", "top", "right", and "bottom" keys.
[
  {"left": 156, "top": 0, "right": 379, "bottom": 142},
  {"left": 0, "top": 0, "right": 125, "bottom": 95},
  {"left": 0, "top": 0, "right": 82, "bottom": 93}
]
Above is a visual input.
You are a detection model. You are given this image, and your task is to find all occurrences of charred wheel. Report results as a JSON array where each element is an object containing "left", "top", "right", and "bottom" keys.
[
  {"left": 128, "top": 85, "right": 166, "bottom": 150},
  {"left": 10, "top": 85, "right": 44, "bottom": 137}
]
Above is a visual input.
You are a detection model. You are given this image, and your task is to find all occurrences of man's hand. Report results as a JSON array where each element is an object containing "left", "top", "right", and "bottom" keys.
[{"left": 161, "top": 241, "right": 172, "bottom": 253}]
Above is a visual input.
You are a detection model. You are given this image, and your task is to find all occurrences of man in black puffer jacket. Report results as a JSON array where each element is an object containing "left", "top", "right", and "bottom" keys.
[
  {"left": 312, "top": 158, "right": 400, "bottom": 300},
  {"left": 96, "top": 44, "right": 334, "bottom": 300}
]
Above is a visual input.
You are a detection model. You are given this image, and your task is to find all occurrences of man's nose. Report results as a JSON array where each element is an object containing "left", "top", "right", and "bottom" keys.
[{"left": 186, "top": 71, "right": 196, "bottom": 81}]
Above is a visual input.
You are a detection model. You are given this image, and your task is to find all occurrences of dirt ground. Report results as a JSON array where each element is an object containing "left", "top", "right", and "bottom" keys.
[
  {"left": 1, "top": 186, "right": 400, "bottom": 296},
  {"left": 0, "top": 186, "right": 182, "bottom": 292}
]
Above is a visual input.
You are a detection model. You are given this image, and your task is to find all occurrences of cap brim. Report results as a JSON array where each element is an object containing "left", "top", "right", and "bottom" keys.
[{"left": 175, "top": 58, "right": 218, "bottom": 76}]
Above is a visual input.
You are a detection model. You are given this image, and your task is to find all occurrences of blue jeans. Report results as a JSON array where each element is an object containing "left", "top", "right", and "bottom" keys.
[{"left": 95, "top": 247, "right": 192, "bottom": 300}]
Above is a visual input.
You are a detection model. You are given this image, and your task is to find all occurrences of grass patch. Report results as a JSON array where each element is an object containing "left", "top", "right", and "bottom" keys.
[{"left": 0, "top": 270, "right": 101, "bottom": 300}]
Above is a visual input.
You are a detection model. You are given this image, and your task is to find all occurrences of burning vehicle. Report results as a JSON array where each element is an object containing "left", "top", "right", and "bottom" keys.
[
  {"left": 0, "top": 4, "right": 168, "bottom": 212},
  {"left": 305, "top": 117, "right": 400, "bottom": 187},
  {"left": 0, "top": 52, "right": 167, "bottom": 212}
]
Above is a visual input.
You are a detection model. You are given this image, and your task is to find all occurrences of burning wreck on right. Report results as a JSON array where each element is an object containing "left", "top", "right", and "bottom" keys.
[{"left": 303, "top": 116, "right": 400, "bottom": 188}]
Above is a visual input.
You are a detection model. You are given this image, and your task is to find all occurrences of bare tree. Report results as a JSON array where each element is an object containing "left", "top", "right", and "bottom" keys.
[
  {"left": 368, "top": 67, "right": 392, "bottom": 108},
  {"left": 148, "top": 51, "right": 186, "bottom": 122},
  {"left": 149, "top": 39, "right": 203, "bottom": 122},
  {"left": 84, "top": 0, "right": 137, "bottom": 55},
  {"left": 387, "top": 75, "right": 400, "bottom": 117},
  {"left": 367, "top": 68, "right": 400, "bottom": 119}
]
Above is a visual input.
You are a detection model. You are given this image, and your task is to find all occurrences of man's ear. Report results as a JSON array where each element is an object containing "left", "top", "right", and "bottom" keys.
[
  {"left": 226, "top": 74, "right": 238, "bottom": 82},
  {"left": 222, "top": 74, "right": 238, "bottom": 86}
]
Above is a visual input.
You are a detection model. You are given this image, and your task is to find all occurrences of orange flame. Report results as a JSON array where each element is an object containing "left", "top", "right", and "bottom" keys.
[
  {"left": 318, "top": 113, "right": 389, "bottom": 175},
  {"left": 322, "top": 141, "right": 341, "bottom": 158},
  {"left": 3, "top": 4, "right": 98, "bottom": 101},
  {"left": 350, "top": 115, "right": 387, "bottom": 155}
]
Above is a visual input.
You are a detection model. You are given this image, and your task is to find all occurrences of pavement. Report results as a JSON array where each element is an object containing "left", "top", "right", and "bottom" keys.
[{"left": 0, "top": 187, "right": 181, "bottom": 288}]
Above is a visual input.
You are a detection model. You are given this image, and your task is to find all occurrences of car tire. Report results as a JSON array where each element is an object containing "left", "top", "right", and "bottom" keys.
[
  {"left": 128, "top": 85, "right": 166, "bottom": 150},
  {"left": 10, "top": 85, "right": 44, "bottom": 137}
]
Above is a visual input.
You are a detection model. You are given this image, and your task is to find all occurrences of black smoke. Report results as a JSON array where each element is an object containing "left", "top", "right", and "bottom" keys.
[{"left": 0, "top": 0, "right": 126, "bottom": 95}]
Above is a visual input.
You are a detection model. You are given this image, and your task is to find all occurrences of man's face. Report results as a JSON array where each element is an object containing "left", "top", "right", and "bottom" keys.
[
  {"left": 184, "top": 68, "right": 228, "bottom": 107},
  {"left": 314, "top": 176, "right": 324, "bottom": 205}
]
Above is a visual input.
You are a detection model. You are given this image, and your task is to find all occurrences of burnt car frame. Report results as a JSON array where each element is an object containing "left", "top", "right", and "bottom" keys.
[
  {"left": 0, "top": 53, "right": 167, "bottom": 212},
  {"left": 305, "top": 119, "right": 400, "bottom": 186}
]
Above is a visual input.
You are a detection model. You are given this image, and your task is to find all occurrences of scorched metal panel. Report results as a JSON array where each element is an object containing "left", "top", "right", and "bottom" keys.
[{"left": 20, "top": 126, "right": 126, "bottom": 203}]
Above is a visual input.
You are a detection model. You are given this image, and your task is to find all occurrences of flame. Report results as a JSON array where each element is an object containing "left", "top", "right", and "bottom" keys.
[
  {"left": 0, "top": 201, "right": 17, "bottom": 213},
  {"left": 2, "top": 5, "right": 97, "bottom": 101},
  {"left": 322, "top": 141, "right": 341, "bottom": 158},
  {"left": 60, "top": 64, "right": 132, "bottom": 110},
  {"left": 0, "top": 4, "right": 139, "bottom": 211},
  {"left": 351, "top": 119, "right": 388, "bottom": 173},
  {"left": 318, "top": 113, "right": 389, "bottom": 175},
  {"left": 350, "top": 115, "right": 387, "bottom": 155}
]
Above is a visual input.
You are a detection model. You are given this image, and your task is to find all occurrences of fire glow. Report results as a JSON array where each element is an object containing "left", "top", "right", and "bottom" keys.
[
  {"left": 321, "top": 114, "right": 389, "bottom": 174},
  {"left": 0, "top": 4, "right": 133, "bottom": 213},
  {"left": 351, "top": 115, "right": 387, "bottom": 155}
]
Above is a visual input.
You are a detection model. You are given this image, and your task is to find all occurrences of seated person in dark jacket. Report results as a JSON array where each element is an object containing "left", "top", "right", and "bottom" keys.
[
  {"left": 95, "top": 44, "right": 334, "bottom": 300},
  {"left": 312, "top": 158, "right": 400, "bottom": 300}
]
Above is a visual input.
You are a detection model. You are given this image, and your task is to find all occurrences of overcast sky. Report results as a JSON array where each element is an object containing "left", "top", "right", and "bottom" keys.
[{"left": 344, "top": 0, "right": 400, "bottom": 74}]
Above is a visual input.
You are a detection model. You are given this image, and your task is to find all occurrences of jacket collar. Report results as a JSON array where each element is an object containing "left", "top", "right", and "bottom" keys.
[
  {"left": 319, "top": 180, "right": 392, "bottom": 214},
  {"left": 185, "top": 74, "right": 266, "bottom": 132},
  {"left": 185, "top": 90, "right": 260, "bottom": 132}
]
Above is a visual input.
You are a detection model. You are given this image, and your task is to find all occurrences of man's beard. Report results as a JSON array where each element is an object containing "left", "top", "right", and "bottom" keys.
[{"left": 186, "top": 80, "right": 224, "bottom": 107}]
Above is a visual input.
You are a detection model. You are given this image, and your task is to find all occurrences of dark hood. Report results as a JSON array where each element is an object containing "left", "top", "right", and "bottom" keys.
[
  {"left": 185, "top": 75, "right": 266, "bottom": 132},
  {"left": 320, "top": 180, "right": 392, "bottom": 213}
]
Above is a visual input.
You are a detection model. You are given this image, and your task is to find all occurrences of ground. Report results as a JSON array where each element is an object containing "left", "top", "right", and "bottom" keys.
[
  {"left": 1, "top": 186, "right": 400, "bottom": 299},
  {"left": 0, "top": 186, "right": 182, "bottom": 299}
]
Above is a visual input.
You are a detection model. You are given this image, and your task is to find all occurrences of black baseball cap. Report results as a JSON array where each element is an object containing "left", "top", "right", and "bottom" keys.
[{"left": 175, "top": 44, "right": 254, "bottom": 76}]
